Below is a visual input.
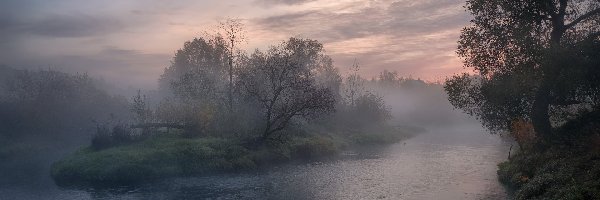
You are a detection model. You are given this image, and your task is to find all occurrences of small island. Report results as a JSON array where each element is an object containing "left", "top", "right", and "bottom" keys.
[{"left": 49, "top": 30, "right": 423, "bottom": 186}]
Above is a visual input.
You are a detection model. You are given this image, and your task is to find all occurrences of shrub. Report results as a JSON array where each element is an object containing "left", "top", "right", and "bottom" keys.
[
  {"left": 498, "top": 147, "right": 600, "bottom": 199},
  {"left": 290, "top": 136, "right": 338, "bottom": 160},
  {"left": 91, "top": 124, "right": 140, "bottom": 150},
  {"left": 510, "top": 118, "right": 537, "bottom": 151}
]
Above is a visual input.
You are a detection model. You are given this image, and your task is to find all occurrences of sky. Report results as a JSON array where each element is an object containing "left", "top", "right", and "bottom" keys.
[{"left": 0, "top": 0, "right": 472, "bottom": 89}]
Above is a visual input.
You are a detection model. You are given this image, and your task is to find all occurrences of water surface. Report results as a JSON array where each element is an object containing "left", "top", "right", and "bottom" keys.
[{"left": 0, "top": 124, "right": 512, "bottom": 200}]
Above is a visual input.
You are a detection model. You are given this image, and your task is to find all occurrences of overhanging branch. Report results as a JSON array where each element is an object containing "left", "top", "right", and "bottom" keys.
[{"left": 565, "top": 8, "right": 600, "bottom": 29}]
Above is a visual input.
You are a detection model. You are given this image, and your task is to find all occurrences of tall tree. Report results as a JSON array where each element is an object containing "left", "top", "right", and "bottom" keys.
[
  {"left": 446, "top": 0, "right": 600, "bottom": 139},
  {"left": 237, "top": 38, "right": 336, "bottom": 140},
  {"left": 219, "top": 18, "right": 246, "bottom": 111}
]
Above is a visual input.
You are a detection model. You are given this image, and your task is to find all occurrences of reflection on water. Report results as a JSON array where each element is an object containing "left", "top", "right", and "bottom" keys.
[{"left": 0, "top": 124, "right": 512, "bottom": 200}]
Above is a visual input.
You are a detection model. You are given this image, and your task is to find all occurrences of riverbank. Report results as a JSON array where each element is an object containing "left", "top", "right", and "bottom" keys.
[
  {"left": 498, "top": 146, "right": 600, "bottom": 199},
  {"left": 51, "top": 126, "right": 415, "bottom": 186},
  {"left": 497, "top": 112, "right": 600, "bottom": 199}
]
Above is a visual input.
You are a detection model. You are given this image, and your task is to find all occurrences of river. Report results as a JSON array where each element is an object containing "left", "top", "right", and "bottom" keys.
[{"left": 1, "top": 124, "right": 512, "bottom": 200}]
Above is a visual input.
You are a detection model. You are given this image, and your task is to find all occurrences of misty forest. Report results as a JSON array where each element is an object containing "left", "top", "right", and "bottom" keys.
[{"left": 1, "top": 0, "right": 600, "bottom": 199}]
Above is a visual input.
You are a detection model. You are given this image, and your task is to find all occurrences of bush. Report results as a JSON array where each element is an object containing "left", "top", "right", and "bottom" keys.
[
  {"left": 91, "top": 124, "right": 140, "bottom": 150},
  {"left": 290, "top": 136, "right": 338, "bottom": 160},
  {"left": 498, "top": 109, "right": 600, "bottom": 199}
]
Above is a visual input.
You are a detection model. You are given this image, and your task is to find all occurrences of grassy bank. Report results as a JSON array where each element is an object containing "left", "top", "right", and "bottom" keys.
[
  {"left": 497, "top": 112, "right": 600, "bottom": 199},
  {"left": 498, "top": 147, "right": 600, "bottom": 199},
  {"left": 51, "top": 127, "right": 413, "bottom": 186}
]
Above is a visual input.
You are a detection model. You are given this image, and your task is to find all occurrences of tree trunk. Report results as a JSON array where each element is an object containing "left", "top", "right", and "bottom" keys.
[
  {"left": 263, "top": 109, "right": 272, "bottom": 140},
  {"left": 530, "top": 7, "right": 565, "bottom": 141},
  {"left": 531, "top": 79, "right": 552, "bottom": 138}
]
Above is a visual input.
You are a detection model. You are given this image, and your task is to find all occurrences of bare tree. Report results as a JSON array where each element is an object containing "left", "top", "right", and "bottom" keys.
[
  {"left": 218, "top": 18, "right": 246, "bottom": 111},
  {"left": 130, "top": 90, "right": 153, "bottom": 124},
  {"left": 344, "top": 60, "right": 364, "bottom": 107}
]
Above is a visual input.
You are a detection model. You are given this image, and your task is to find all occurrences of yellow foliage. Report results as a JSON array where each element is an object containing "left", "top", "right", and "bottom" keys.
[
  {"left": 519, "top": 175, "right": 529, "bottom": 183},
  {"left": 510, "top": 118, "right": 537, "bottom": 150}
]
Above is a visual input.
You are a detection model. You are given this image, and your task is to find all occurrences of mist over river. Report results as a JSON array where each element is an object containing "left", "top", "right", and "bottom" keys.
[{"left": 0, "top": 123, "right": 512, "bottom": 200}]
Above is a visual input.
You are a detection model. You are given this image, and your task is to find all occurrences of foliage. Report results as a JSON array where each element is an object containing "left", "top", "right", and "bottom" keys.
[
  {"left": 498, "top": 147, "right": 600, "bottom": 200},
  {"left": 289, "top": 136, "right": 339, "bottom": 160},
  {"left": 52, "top": 131, "right": 368, "bottom": 186},
  {"left": 510, "top": 119, "right": 538, "bottom": 151},
  {"left": 498, "top": 112, "right": 600, "bottom": 199},
  {"left": 445, "top": 0, "right": 600, "bottom": 138},
  {"left": 377, "top": 70, "right": 400, "bottom": 89},
  {"left": 91, "top": 124, "right": 141, "bottom": 150},
  {"left": 130, "top": 90, "right": 152, "bottom": 124},
  {"left": 159, "top": 36, "right": 228, "bottom": 94},
  {"left": 218, "top": 17, "right": 246, "bottom": 110},
  {"left": 343, "top": 60, "right": 364, "bottom": 106},
  {"left": 354, "top": 92, "right": 391, "bottom": 124},
  {"left": 237, "top": 38, "right": 336, "bottom": 139},
  {"left": 0, "top": 66, "right": 130, "bottom": 138}
]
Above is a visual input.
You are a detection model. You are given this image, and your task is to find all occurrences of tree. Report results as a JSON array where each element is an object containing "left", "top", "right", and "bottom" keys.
[
  {"left": 446, "top": 0, "right": 600, "bottom": 140},
  {"left": 218, "top": 18, "right": 246, "bottom": 111},
  {"left": 378, "top": 69, "right": 400, "bottom": 88},
  {"left": 159, "top": 36, "right": 229, "bottom": 101},
  {"left": 131, "top": 90, "right": 152, "bottom": 124},
  {"left": 237, "top": 38, "right": 336, "bottom": 140},
  {"left": 354, "top": 92, "right": 391, "bottom": 125},
  {"left": 344, "top": 60, "right": 364, "bottom": 106}
]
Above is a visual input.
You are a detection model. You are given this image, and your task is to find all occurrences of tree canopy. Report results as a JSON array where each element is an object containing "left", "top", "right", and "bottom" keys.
[
  {"left": 237, "top": 38, "right": 336, "bottom": 139},
  {"left": 446, "top": 0, "right": 600, "bottom": 140}
]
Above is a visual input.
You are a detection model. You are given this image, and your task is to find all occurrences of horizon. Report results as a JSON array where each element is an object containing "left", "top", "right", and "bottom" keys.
[{"left": 0, "top": 0, "right": 472, "bottom": 90}]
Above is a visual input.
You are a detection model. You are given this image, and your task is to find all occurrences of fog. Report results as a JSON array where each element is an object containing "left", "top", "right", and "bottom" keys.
[
  {"left": 0, "top": 12, "right": 505, "bottom": 200},
  {"left": 0, "top": 58, "right": 505, "bottom": 199}
]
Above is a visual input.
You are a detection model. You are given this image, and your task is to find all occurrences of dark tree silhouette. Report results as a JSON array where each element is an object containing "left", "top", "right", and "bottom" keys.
[
  {"left": 238, "top": 38, "right": 336, "bottom": 140},
  {"left": 446, "top": 0, "right": 600, "bottom": 139}
]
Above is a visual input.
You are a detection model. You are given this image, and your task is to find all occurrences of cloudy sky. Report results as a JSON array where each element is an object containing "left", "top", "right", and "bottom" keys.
[{"left": 0, "top": 0, "right": 472, "bottom": 89}]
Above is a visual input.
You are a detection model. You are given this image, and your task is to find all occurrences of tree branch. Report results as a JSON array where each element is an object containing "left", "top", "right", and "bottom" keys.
[{"left": 565, "top": 7, "right": 600, "bottom": 29}]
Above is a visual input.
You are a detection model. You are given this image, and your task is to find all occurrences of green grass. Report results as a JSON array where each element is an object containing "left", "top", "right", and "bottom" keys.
[
  {"left": 51, "top": 126, "right": 416, "bottom": 186},
  {"left": 51, "top": 134, "right": 346, "bottom": 185},
  {"left": 51, "top": 135, "right": 256, "bottom": 185}
]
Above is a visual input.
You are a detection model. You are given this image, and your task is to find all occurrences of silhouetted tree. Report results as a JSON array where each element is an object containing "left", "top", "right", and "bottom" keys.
[
  {"left": 238, "top": 38, "right": 336, "bottom": 140},
  {"left": 446, "top": 0, "right": 600, "bottom": 140},
  {"left": 218, "top": 18, "right": 246, "bottom": 111}
]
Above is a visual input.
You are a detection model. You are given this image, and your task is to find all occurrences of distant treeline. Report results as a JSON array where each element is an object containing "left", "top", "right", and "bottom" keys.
[{"left": 0, "top": 66, "right": 130, "bottom": 140}]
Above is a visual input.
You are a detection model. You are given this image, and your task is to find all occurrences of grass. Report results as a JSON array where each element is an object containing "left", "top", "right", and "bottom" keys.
[
  {"left": 51, "top": 135, "right": 255, "bottom": 185},
  {"left": 497, "top": 111, "right": 600, "bottom": 199},
  {"left": 52, "top": 133, "right": 346, "bottom": 186},
  {"left": 498, "top": 147, "right": 600, "bottom": 199},
  {"left": 51, "top": 126, "right": 415, "bottom": 186}
]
